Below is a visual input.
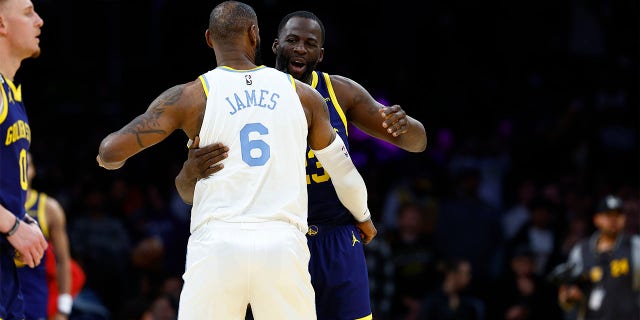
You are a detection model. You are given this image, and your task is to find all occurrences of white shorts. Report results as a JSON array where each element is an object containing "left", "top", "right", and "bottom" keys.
[{"left": 178, "top": 220, "right": 316, "bottom": 320}]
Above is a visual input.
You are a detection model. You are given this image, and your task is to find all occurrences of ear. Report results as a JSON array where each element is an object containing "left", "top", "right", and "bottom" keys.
[
  {"left": 0, "top": 15, "right": 7, "bottom": 36},
  {"left": 318, "top": 47, "right": 325, "bottom": 63},
  {"left": 249, "top": 24, "right": 258, "bottom": 47},
  {"left": 205, "top": 29, "right": 213, "bottom": 49},
  {"left": 272, "top": 38, "right": 279, "bottom": 54}
]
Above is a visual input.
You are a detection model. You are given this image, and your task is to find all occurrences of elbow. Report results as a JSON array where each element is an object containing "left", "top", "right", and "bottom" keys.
[
  {"left": 406, "top": 133, "right": 427, "bottom": 153},
  {"left": 417, "top": 134, "right": 427, "bottom": 152},
  {"left": 97, "top": 137, "right": 127, "bottom": 170}
]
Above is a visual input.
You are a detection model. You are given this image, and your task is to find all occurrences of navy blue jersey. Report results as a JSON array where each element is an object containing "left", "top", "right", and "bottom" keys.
[
  {"left": 0, "top": 73, "right": 29, "bottom": 320},
  {"left": 306, "top": 71, "right": 354, "bottom": 226},
  {"left": 305, "top": 71, "right": 372, "bottom": 319},
  {"left": 17, "top": 191, "right": 49, "bottom": 320},
  {"left": 0, "top": 74, "right": 30, "bottom": 224}
]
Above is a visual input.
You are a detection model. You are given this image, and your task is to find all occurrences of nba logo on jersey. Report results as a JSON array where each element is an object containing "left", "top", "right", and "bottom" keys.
[
  {"left": 245, "top": 75, "right": 252, "bottom": 85},
  {"left": 341, "top": 145, "right": 349, "bottom": 158}
]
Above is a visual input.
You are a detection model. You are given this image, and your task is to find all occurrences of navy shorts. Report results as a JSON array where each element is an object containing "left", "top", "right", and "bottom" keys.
[
  {"left": 307, "top": 223, "right": 372, "bottom": 320},
  {"left": 0, "top": 241, "right": 25, "bottom": 320}
]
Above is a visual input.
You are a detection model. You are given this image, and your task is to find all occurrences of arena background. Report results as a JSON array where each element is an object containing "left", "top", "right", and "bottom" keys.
[{"left": 13, "top": 0, "right": 638, "bottom": 318}]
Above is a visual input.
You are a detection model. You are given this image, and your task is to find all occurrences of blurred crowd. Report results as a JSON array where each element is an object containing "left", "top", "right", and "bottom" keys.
[{"left": 17, "top": 0, "right": 637, "bottom": 319}]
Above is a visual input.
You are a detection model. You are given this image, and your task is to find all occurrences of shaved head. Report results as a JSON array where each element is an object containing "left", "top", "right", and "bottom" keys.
[{"left": 208, "top": 1, "right": 257, "bottom": 42}]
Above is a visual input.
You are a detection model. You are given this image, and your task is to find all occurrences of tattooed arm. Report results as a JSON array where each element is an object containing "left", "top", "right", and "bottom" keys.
[{"left": 97, "top": 79, "right": 206, "bottom": 170}]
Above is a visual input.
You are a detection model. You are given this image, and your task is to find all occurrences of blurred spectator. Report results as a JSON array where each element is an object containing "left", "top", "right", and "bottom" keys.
[
  {"left": 556, "top": 195, "right": 640, "bottom": 320},
  {"left": 509, "top": 197, "right": 564, "bottom": 276},
  {"left": 490, "top": 245, "right": 563, "bottom": 320},
  {"left": 502, "top": 177, "right": 537, "bottom": 241},
  {"left": 417, "top": 258, "right": 485, "bottom": 320},
  {"left": 434, "top": 168, "right": 503, "bottom": 284},
  {"left": 69, "top": 186, "right": 132, "bottom": 316},
  {"left": 387, "top": 202, "right": 443, "bottom": 319},
  {"left": 365, "top": 235, "right": 395, "bottom": 320}
]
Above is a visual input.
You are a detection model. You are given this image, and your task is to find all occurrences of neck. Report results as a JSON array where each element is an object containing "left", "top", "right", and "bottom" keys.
[
  {"left": 300, "top": 72, "right": 313, "bottom": 86},
  {"left": 0, "top": 48, "right": 22, "bottom": 81},
  {"left": 215, "top": 48, "right": 256, "bottom": 70}
]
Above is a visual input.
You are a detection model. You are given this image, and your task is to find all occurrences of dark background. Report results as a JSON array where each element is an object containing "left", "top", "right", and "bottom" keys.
[
  {"left": 14, "top": 0, "right": 639, "bottom": 318},
  {"left": 17, "top": 0, "right": 638, "bottom": 192},
  {"left": 20, "top": 0, "right": 638, "bottom": 193}
]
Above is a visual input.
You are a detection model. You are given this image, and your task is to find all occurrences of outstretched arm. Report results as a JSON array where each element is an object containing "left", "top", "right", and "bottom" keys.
[
  {"left": 330, "top": 75, "right": 427, "bottom": 152},
  {"left": 175, "top": 136, "right": 229, "bottom": 205},
  {"left": 298, "top": 80, "right": 377, "bottom": 244},
  {"left": 97, "top": 80, "right": 205, "bottom": 170}
]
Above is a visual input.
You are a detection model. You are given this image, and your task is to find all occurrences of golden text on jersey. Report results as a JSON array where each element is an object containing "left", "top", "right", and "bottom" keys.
[{"left": 0, "top": 75, "right": 31, "bottom": 222}]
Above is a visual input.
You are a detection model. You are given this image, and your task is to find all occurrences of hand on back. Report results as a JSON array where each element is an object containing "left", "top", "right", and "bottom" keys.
[{"left": 183, "top": 136, "right": 229, "bottom": 180}]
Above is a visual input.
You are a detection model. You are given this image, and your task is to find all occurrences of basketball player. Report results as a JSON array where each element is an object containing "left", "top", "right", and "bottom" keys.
[
  {"left": 96, "top": 1, "right": 372, "bottom": 318},
  {"left": 175, "top": 10, "right": 427, "bottom": 320},
  {"left": 0, "top": 0, "right": 49, "bottom": 318},
  {"left": 17, "top": 152, "right": 75, "bottom": 320}
]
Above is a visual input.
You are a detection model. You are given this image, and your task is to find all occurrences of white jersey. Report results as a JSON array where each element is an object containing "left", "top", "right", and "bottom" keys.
[{"left": 191, "top": 66, "right": 309, "bottom": 233}]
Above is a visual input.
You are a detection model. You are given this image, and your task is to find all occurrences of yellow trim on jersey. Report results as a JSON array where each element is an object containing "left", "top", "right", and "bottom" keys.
[
  {"left": 37, "top": 193, "right": 49, "bottom": 239},
  {"left": 311, "top": 71, "right": 319, "bottom": 88},
  {"left": 219, "top": 65, "right": 266, "bottom": 72},
  {"left": 0, "top": 81, "right": 7, "bottom": 124},
  {"left": 5, "top": 78, "right": 22, "bottom": 102},
  {"left": 322, "top": 73, "right": 348, "bottom": 136},
  {"left": 25, "top": 190, "right": 38, "bottom": 209},
  {"left": 288, "top": 74, "right": 296, "bottom": 90},
  {"left": 355, "top": 314, "right": 373, "bottom": 320},
  {"left": 198, "top": 75, "right": 209, "bottom": 98}
]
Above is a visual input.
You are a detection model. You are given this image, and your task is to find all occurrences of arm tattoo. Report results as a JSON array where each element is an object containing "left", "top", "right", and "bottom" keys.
[{"left": 120, "top": 85, "right": 184, "bottom": 147}]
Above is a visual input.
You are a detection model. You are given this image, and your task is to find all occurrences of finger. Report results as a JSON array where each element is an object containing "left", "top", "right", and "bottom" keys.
[
  {"left": 382, "top": 112, "right": 404, "bottom": 129},
  {"left": 204, "top": 150, "right": 229, "bottom": 167},
  {"left": 191, "top": 136, "right": 200, "bottom": 149},
  {"left": 21, "top": 251, "right": 35, "bottom": 269},
  {"left": 379, "top": 105, "right": 400, "bottom": 119},
  {"left": 30, "top": 244, "right": 43, "bottom": 266},
  {"left": 390, "top": 119, "right": 409, "bottom": 137},
  {"left": 187, "top": 136, "right": 201, "bottom": 149},
  {"left": 205, "top": 164, "right": 225, "bottom": 176}
]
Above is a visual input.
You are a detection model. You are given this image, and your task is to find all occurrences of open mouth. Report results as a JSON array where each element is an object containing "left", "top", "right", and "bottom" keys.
[{"left": 288, "top": 59, "right": 306, "bottom": 75}]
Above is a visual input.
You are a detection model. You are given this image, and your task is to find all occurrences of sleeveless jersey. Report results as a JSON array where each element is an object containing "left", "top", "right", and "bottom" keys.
[
  {"left": 306, "top": 71, "right": 352, "bottom": 225},
  {"left": 191, "top": 66, "right": 309, "bottom": 233},
  {"left": 0, "top": 74, "right": 30, "bottom": 227},
  {"left": 17, "top": 190, "right": 50, "bottom": 319}
]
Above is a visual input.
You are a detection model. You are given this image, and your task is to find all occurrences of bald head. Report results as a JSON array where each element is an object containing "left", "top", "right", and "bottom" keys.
[{"left": 208, "top": 1, "right": 257, "bottom": 42}]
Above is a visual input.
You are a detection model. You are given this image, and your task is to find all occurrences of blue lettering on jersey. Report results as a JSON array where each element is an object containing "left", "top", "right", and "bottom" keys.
[{"left": 226, "top": 89, "right": 280, "bottom": 115}]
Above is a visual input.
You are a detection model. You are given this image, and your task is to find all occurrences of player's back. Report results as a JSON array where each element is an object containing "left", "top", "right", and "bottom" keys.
[{"left": 191, "top": 66, "right": 309, "bottom": 233}]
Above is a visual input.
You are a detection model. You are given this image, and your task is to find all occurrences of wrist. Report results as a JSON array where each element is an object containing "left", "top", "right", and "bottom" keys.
[
  {"left": 58, "top": 293, "right": 73, "bottom": 315},
  {"left": 2, "top": 216, "right": 20, "bottom": 237},
  {"left": 355, "top": 209, "right": 371, "bottom": 223}
]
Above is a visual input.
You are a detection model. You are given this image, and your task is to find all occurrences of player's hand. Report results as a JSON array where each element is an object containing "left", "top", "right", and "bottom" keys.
[
  {"left": 558, "top": 284, "right": 583, "bottom": 304},
  {"left": 380, "top": 105, "right": 408, "bottom": 137},
  {"left": 184, "top": 135, "right": 229, "bottom": 180},
  {"left": 355, "top": 218, "right": 377, "bottom": 245},
  {"left": 7, "top": 218, "right": 48, "bottom": 268}
]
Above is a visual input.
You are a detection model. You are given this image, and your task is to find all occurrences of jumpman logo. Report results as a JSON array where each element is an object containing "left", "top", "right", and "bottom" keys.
[{"left": 351, "top": 231, "right": 360, "bottom": 246}]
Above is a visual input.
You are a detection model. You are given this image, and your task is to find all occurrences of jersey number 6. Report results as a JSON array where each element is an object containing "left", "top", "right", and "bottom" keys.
[{"left": 240, "top": 123, "right": 270, "bottom": 167}]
